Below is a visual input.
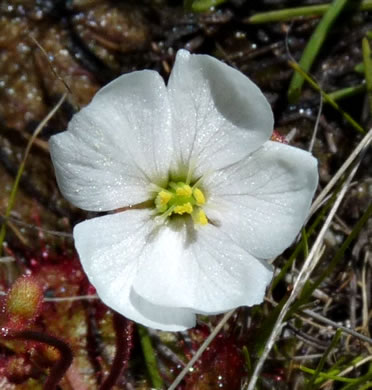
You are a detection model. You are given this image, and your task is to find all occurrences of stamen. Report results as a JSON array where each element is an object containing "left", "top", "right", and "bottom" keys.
[
  {"left": 174, "top": 203, "right": 193, "bottom": 215},
  {"left": 192, "top": 209, "right": 208, "bottom": 226},
  {"left": 155, "top": 190, "right": 173, "bottom": 213},
  {"left": 193, "top": 188, "right": 205, "bottom": 206}
]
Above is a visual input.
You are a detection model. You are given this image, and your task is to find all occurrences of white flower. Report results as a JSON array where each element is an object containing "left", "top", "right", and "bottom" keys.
[{"left": 49, "top": 49, "right": 318, "bottom": 331}]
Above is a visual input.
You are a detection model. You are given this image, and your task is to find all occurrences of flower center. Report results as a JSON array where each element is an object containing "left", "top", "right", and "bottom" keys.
[{"left": 154, "top": 181, "right": 208, "bottom": 226}]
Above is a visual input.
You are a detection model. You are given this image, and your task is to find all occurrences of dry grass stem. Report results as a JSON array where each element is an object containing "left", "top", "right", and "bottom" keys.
[
  {"left": 310, "top": 128, "right": 372, "bottom": 216},
  {"left": 302, "top": 309, "right": 372, "bottom": 345}
]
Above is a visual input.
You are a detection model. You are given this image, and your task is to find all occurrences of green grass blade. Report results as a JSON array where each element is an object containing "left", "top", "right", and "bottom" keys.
[
  {"left": 301, "top": 228, "right": 309, "bottom": 259},
  {"left": 248, "top": 4, "right": 329, "bottom": 23},
  {"left": 327, "top": 84, "right": 365, "bottom": 101},
  {"left": 247, "top": 0, "right": 372, "bottom": 23},
  {"left": 362, "top": 37, "right": 372, "bottom": 114},
  {"left": 288, "top": 0, "right": 351, "bottom": 103},
  {"left": 138, "top": 325, "right": 164, "bottom": 389}
]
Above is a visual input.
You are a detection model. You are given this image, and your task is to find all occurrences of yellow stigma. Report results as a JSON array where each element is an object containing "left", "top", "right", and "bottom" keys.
[
  {"left": 193, "top": 188, "right": 205, "bottom": 205},
  {"left": 154, "top": 181, "right": 208, "bottom": 226}
]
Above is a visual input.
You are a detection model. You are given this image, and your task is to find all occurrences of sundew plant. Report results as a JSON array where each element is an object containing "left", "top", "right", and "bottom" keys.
[{"left": 0, "top": 1, "right": 371, "bottom": 389}]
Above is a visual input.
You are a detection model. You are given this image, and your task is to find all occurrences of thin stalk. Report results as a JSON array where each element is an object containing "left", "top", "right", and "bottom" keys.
[{"left": 0, "top": 93, "right": 67, "bottom": 255}]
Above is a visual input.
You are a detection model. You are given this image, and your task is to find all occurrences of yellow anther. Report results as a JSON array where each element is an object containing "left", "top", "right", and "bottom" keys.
[
  {"left": 193, "top": 187, "right": 206, "bottom": 206},
  {"left": 155, "top": 190, "right": 173, "bottom": 213},
  {"left": 176, "top": 184, "right": 192, "bottom": 197},
  {"left": 192, "top": 209, "right": 208, "bottom": 226},
  {"left": 157, "top": 190, "right": 172, "bottom": 206},
  {"left": 174, "top": 203, "right": 193, "bottom": 215}
]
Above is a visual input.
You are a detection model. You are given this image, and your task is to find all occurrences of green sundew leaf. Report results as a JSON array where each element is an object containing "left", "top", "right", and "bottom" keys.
[
  {"left": 306, "top": 330, "right": 342, "bottom": 389},
  {"left": 362, "top": 37, "right": 372, "bottom": 114},
  {"left": 247, "top": 0, "right": 372, "bottom": 23},
  {"left": 138, "top": 325, "right": 164, "bottom": 389},
  {"left": 288, "top": 0, "right": 351, "bottom": 103},
  {"left": 184, "top": 0, "right": 227, "bottom": 12},
  {"left": 288, "top": 61, "right": 365, "bottom": 134},
  {"left": 328, "top": 84, "right": 365, "bottom": 101}
]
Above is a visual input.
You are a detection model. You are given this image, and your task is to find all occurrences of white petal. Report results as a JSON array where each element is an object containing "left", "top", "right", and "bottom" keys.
[
  {"left": 132, "top": 219, "right": 273, "bottom": 314},
  {"left": 167, "top": 49, "right": 273, "bottom": 178},
  {"left": 50, "top": 70, "right": 172, "bottom": 212},
  {"left": 203, "top": 141, "right": 318, "bottom": 260},
  {"left": 74, "top": 210, "right": 196, "bottom": 331}
]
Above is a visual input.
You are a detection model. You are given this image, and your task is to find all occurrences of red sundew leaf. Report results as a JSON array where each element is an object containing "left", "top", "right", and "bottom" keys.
[
  {"left": 4, "top": 355, "right": 35, "bottom": 384},
  {"left": 183, "top": 331, "right": 245, "bottom": 390}
]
